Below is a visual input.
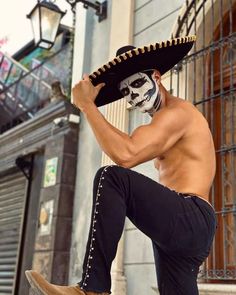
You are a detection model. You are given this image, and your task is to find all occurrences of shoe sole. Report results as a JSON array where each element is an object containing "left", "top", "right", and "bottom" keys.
[{"left": 25, "top": 271, "right": 46, "bottom": 295}]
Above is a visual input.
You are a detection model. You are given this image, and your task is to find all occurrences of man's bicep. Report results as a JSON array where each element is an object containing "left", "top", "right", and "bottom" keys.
[
  {"left": 128, "top": 123, "right": 160, "bottom": 159},
  {"left": 130, "top": 123, "right": 158, "bottom": 146}
]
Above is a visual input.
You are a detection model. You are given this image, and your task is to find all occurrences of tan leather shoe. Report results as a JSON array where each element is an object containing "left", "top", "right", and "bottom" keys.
[
  {"left": 25, "top": 270, "right": 85, "bottom": 295},
  {"left": 25, "top": 270, "right": 109, "bottom": 295}
]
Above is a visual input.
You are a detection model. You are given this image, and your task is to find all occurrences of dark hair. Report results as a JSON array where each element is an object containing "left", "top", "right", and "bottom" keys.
[{"left": 142, "top": 69, "right": 154, "bottom": 79}]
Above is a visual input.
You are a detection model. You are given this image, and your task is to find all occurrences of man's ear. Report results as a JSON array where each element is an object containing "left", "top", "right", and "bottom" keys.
[{"left": 152, "top": 70, "right": 161, "bottom": 85}]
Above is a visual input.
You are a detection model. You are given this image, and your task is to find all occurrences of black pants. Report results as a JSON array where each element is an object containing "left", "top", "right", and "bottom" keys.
[{"left": 78, "top": 165, "right": 216, "bottom": 295}]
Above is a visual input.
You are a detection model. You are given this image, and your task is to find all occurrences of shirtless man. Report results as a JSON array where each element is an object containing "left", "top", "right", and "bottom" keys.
[{"left": 25, "top": 36, "right": 217, "bottom": 295}]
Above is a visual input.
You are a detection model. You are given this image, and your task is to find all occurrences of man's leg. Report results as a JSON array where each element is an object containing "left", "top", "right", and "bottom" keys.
[
  {"left": 26, "top": 165, "right": 215, "bottom": 295},
  {"left": 78, "top": 165, "right": 127, "bottom": 293},
  {"left": 152, "top": 196, "right": 216, "bottom": 295},
  {"left": 153, "top": 242, "right": 200, "bottom": 295},
  {"left": 78, "top": 165, "right": 190, "bottom": 293}
]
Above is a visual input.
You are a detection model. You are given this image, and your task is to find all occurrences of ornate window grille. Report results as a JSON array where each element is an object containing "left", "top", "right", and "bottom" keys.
[{"left": 171, "top": 0, "right": 236, "bottom": 281}]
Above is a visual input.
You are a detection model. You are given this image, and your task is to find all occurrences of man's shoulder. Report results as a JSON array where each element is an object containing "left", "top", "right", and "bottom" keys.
[
  {"left": 169, "top": 97, "right": 194, "bottom": 109},
  {"left": 167, "top": 98, "right": 200, "bottom": 119},
  {"left": 150, "top": 98, "right": 202, "bottom": 136},
  {"left": 155, "top": 98, "right": 193, "bottom": 118},
  {"left": 170, "top": 99, "right": 210, "bottom": 135},
  {"left": 151, "top": 103, "right": 189, "bottom": 130}
]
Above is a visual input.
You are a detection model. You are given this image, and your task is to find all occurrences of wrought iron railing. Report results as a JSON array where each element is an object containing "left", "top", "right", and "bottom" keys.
[{"left": 0, "top": 42, "right": 72, "bottom": 134}]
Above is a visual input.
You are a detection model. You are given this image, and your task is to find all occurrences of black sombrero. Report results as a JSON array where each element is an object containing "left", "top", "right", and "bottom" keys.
[{"left": 90, "top": 35, "right": 196, "bottom": 107}]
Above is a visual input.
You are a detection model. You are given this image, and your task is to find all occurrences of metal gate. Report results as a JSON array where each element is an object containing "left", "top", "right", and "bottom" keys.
[
  {"left": 0, "top": 172, "right": 28, "bottom": 294},
  {"left": 171, "top": 0, "right": 236, "bottom": 281}
]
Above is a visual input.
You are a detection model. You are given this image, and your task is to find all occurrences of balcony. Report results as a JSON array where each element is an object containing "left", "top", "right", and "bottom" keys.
[{"left": 0, "top": 32, "right": 72, "bottom": 134}]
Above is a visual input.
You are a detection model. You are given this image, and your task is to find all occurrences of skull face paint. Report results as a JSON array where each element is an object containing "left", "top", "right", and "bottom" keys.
[{"left": 118, "top": 71, "right": 162, "bottom": 115}]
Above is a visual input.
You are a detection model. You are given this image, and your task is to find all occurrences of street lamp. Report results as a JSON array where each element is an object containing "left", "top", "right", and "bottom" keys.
[
  {"left": 27, "top": 0, "right": 107, "bottom": 50},
  {"left": 65, "top": 0, "right": 107, "bottom": 20},
  {"left": 27, "top": 0, "right": 66, "bottom": 49}
]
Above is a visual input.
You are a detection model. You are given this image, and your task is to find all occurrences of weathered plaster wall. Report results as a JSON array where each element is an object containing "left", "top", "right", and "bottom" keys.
[{"left": 69, "top": 2, "right": 112, "bottom": 284}]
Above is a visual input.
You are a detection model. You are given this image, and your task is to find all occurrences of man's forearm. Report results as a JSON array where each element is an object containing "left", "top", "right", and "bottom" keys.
[{"left": 82, "top": 102, "right": 133, "bottom": 165}]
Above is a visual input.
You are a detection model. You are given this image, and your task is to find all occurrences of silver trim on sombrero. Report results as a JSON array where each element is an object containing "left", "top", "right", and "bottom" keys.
[{"left": 89, "top": 35, "right": 196, "bottom": 80}]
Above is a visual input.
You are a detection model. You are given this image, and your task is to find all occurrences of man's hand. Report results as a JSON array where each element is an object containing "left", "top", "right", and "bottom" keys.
[{"left": 72, "top": 74, "right": 105, "bottom": 112}]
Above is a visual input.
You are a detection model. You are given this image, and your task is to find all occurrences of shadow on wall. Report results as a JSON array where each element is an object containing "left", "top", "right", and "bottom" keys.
[{"left": 151, "top": 286, "right": 159, "bottom": 294}]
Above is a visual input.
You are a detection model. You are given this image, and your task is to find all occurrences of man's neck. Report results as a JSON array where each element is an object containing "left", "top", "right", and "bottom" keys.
[
  {"left": 149, "top": 86, "right": 174, "bottom": 117},
  {"left": 158, "top": 85, "right": 168, "bottom": 110}
]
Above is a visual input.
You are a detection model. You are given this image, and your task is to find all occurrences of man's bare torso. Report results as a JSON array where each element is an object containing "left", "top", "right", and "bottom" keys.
[{"left": 154, "top": 97, "right": 216, "bottom": 202}]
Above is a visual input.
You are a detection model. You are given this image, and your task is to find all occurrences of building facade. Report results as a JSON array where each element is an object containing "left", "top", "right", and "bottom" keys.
[
  {"left": 69, "top": 1, "right": 236, "bottom": 295},
  {"left": 0, "top": 1, "right": 235, "bottom": 294},
  {"left": 0, "top": 29, "right": 80, "bottom": 295}
]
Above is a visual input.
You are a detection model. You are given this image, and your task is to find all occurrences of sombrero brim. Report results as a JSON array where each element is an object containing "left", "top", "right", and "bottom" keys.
[{"left": 89, "top": 35, "right": 196, "bottom": 107}]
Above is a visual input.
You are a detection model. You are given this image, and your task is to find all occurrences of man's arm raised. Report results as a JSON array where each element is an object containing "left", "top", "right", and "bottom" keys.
[{"left": 72, "top": 75, "right": 188, "bottom": 168}]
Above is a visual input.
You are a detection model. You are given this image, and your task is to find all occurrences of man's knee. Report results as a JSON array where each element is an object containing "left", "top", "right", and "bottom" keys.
[
  {"left": 94, "top": 165, "right": 111, "bottom": 181},
  {"left": 93, "top": 165, "right": 126, "bottom": 185}
]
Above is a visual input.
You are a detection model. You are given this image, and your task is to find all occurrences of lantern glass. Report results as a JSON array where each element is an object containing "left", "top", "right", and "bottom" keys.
[
  {"left": 27, "top": 1, "right": 65, "bottom": 49},
  {"left": 40, "top": 6, "right": 62, "bottom": 48},
  {"left": 30, "top": 7, "right": 40, "bottom": 45}
]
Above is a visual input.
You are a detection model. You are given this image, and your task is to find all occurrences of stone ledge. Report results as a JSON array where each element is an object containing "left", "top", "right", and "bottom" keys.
[
  {"left": 198, "top": 283, "right": 236, "bottom": 294},
  {"left": 152, "top": 284, "right": 236, "bottom": 294}
]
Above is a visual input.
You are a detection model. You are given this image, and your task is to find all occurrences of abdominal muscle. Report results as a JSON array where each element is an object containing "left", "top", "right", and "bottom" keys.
[{"left": 155, "top": 153, "right": 216, "bottom": 205}]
